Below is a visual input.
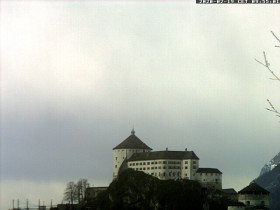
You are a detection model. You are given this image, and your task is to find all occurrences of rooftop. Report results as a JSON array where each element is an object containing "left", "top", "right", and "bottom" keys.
[
  {"left": 222, "top": 188, "right": 237, "bottom": 194},
  {"left": 113, "top": 129, "right": 152, "bottom": 150},
  {"left": 238, "top": 182, "right": 269, "bottom": 194},
  {"left": 127, "top": 150, "right": 199, "bottom": 161},
  {"left": 196, "top": 168, "right": 222, "bottom": 174}
]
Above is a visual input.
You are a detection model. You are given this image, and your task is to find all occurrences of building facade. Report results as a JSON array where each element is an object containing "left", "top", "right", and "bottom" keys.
[
  {"left": 113, "top": 130, "right": 222, "bottom": 189},
  {"left": 238, "top": 183, "right": 270, "bottom": 209}
]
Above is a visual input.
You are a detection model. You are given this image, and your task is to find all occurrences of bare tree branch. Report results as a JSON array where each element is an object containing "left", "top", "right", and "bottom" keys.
[
  {"left": 271, "top": 31, "right": 280, "bottom": 43},
  {"left": 255, "top": 52, "right": 280, "bottom": 81},
  {"left": 266, "top": 99, "right": 280, "bottom": 118}
]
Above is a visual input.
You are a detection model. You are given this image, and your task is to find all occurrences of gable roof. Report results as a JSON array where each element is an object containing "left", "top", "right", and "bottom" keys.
[
  {"left": 196, "top": 168, "right": 222, "bottom": 174},
  {"left": 127, "top": 150, "right": 199, "bottom": 161},
  {"left": 113, "top": 130, "right": 152, "bottom": 150},
  {"left": 238, "top": 183, "right": 269, "bottom": 194}
]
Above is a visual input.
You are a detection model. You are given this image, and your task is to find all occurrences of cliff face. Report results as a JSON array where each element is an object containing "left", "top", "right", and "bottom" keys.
[
  {"left": 254, "top": 157, "right": 280, "bottom": 210},
  {"left": 96, "top": 169, "right": 204, "bottom": 210},
  {"left": 259, "top": 152, "right": 280, "bottom": 176}
]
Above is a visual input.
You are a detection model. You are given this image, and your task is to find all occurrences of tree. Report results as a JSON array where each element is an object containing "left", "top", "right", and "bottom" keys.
[
  {"left": 63, "top": 181, "right": 78, "bottom": 204},
  {"left": 76, "top": 178, "right": 90, "bottom": 203},
  {"left": 255, "top": 31, "right": 280, "bottom": 118}
]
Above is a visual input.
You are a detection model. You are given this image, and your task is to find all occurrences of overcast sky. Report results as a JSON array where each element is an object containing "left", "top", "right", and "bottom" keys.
[{"left": 1, "top": 2, "right": 280, "bottom": 210}]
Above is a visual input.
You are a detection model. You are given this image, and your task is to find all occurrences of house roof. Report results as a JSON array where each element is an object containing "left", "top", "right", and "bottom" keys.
[
  {"left": 238, "top": 183, "right": 269, "bottom": 194},
  {"left": 196, "top": 168, "right": 222, "bottom": 174},
  {"left": 113, "top": 129, "right": 152, "bottom": 150},
  {"left": 222, "top": 188, "right": 237, "bottom": 194},
  {"left": 127, "top": 150, "right": 199, "bottom": 161}
]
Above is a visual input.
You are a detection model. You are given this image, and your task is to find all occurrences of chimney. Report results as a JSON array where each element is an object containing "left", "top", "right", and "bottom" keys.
[
  {"left": 185, "top": 148, "right": 188, "bottom": 152},
  {"left": 166, "top": 147, "right": 168, "bottom": 151}
]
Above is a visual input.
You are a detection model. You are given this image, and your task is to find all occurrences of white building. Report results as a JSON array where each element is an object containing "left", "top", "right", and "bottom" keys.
[{"left": 113, "top": 130, "right": 222, "bottom": 189}]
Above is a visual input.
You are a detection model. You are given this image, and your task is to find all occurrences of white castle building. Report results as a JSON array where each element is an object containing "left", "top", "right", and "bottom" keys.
[{"left": 113, "top": 129, "right": 222, "bottom": 190}]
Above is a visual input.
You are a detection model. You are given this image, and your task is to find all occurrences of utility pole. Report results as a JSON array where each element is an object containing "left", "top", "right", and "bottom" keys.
[
  {"left": 38, "top": 199, "right": 40, "bottom": 209},
  {"left": 50, "top": 200, "right": 53, "bottom": 208},
  {"left": 26, "top": 199, "right": 29, "bottom": 210},
  {"left": 12, "top": 200, "right": 14, "bottom": 210},
  {"left": 17, "top": 199, "right": 19, "bottom": 210}
]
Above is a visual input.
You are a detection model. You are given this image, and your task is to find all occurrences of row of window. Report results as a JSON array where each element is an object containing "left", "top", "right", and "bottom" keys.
[
  {"left": 199, "top": 173, "right": 219, "bottom": 176},
  {"left": 131, "top": 166, "right": 181, "bottom": 170},
  {"left": 116, "top": 149, "right": 148, "bottom": 152},
  {"left": 129, "top": 165, "right": 196, "bottom": 170},
  {"left": 129, "top": 160, "right": 197, "bottom": 166},
  {"left": 133, "top": 169, "right": 181, "bottom": 177}
]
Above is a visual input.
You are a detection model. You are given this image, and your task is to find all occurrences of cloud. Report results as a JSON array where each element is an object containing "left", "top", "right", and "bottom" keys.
[{"left": 1, "top": 2, "right": 280, "bottom": 210}]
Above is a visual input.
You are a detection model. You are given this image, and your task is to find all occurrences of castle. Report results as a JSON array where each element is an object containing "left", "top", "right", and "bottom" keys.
[{"left": 112, "top": 129, "right": 222, "bottom": 190}]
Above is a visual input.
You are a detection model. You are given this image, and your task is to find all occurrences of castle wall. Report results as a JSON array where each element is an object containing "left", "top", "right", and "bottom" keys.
[
  {"left": 113, "top": 149, "right": 150, "bottom": 179},
  {"left": 238, "top": 194, "right": 269, "bottom": 208},
  {"left": 195, "top": 172, "right": 222, "bottom": 190}
]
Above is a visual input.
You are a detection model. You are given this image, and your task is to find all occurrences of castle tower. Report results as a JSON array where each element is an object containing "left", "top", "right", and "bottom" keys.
[{"left": 112, "top": 129, "right": 152, "bottom": 179}]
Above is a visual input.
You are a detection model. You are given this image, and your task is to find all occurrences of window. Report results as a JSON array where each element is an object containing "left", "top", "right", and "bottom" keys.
[
  {"left": 177, "top": 172, "right": 180, "bottom": 176},
  {"left": 115, "top": 165, "right": 117, "bottom": 168},
  {"left": 147, "top": 167, "right": 150, "bottom": 170},
  {"left": 151, "top": 173, "right": 154, "bottom": 175},
  {"left": 136, "top": 163, "right": 139, "bottom": 166},
  {"left": 163, "top": 161, "right": 167, "bottom": 164},
  {"left": 151, "top": 167, "right": 154, "bottom": 170},
  {"left": 193, "top": 166, "right": 196, "bottom": 169},
  {"left": 143, "top": 162, "right": 146, "bottom": 165},
  {"left": 155, "top": 172, "right": 157, "bottom": 176},
  {"left": 147, "top": 162, "right": 150, "bottom": 165},
  {"left": 155, "top": 161, "right": 157, "bottom": 164},
  {"left": 169, "top": 172, "right": 172, "bottom": 176},
  {"left": 158, "top": 161, "right": 161, "bottom": 164},
  {"left": 185, "top": 161, "right": 188, "bottom": 164},
  {"left": 151, "top": 162, "right": 154, "bottom": 164},
  {"left": 159, "top": 166, "right": 161, "bottom": 169},
  {"left": 155, "top": 167, "right": 157, "bottom": 169},
  {"left": 140, "top": 163, "right": 142, "bottom": 165},
  {"left": 193, "top": 161, "right": 196, "bottom": 164},
  {"left": 133, "top": 163, "right": 135, "bottom": 166},
  {"left": 211, "top": 173, "right": 213, "bottom": 176},
  {"left": 163, "top": 166, "right": 166, "bottom": 169},
  {"left": 129, "top": 163, "right": 132, "bottom": 166},
  {"left": 246, "top": 201, "right": 250, "bottom": 206},
  {"left": 163, "top": 172, "right": 166, "bottom": 176},
  {"left": 143, "top": 168, "right": 146, "bottom": 170},
  {"left": 185, "top": 166, "right": 188, "bottom": 169},
  {"left": 173, "top": 172, "right": 175, "bottom": 176},
  {"left": 116, "top": 157, "right": 117, "bottom": 160}
]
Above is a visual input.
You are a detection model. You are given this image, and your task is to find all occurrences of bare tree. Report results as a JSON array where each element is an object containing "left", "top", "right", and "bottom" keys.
[
  {"left": 63, "top": 181, "right": 77, "bottom": 204},
  {"left": 76, "top": 178, "right": 90, "bottom": 203},
  {"left": 255, "top": 31, "right": 280, "bottom": 118}
]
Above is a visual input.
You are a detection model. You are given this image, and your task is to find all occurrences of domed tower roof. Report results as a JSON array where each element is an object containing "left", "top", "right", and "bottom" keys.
[{"left": 113, "top": 129, "right": 152, "bottom": 150}]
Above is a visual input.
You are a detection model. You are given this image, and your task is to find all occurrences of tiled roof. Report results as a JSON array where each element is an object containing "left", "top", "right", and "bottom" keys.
[
  {"left": 196, "top": 168, "right": 222, "bottom": 174},
  {"left": 113, "top": 130, "right": 152, "bottom": 150},
  {"left": 238, "top": 183, "right": 269, "bottom": 194},
  {"left": 127, "top": 150, "right": 199, "bottom": 161}
]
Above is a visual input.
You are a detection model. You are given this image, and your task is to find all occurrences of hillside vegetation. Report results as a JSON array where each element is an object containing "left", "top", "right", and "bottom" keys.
[{"left": 88, "top": 169, "right": 228, "bottom": 210}]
